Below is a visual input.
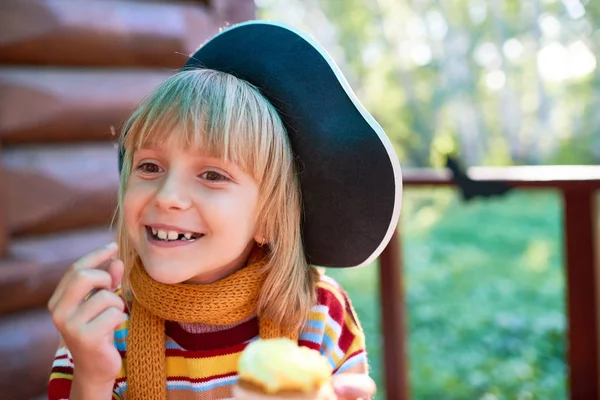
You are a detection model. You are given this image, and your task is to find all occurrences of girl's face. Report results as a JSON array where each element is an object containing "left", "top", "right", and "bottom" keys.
[{"left": 124, "top": 128, "right": 263, "bottom": 284}]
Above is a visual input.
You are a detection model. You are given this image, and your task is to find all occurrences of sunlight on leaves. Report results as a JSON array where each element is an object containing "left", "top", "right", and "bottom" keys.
[{"left": 523, "top": 240, "right": 553, "bottom": 272}]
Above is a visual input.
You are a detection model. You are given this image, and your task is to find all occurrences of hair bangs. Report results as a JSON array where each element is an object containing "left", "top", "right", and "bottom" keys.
[{"left": 119, "top": 69, "right": 280, "bottom": 183}]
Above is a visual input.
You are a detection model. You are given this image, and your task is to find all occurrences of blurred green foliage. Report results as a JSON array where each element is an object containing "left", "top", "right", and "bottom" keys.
[
  {"left": 258, "top": 0, "right": 600, "bottom": 167},
  {"left": 327, "top": 190, "right": 566, "bottom": 399}
]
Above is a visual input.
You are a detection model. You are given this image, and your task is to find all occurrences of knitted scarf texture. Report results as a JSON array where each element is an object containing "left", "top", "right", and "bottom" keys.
[{"left": 127, "top": 249, "right": 298, "bottom": 399}]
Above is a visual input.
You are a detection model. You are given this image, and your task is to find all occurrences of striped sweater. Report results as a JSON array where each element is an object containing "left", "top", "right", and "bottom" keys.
[{"left": 48, "top": 274, "right": 368, "bottom": 399}]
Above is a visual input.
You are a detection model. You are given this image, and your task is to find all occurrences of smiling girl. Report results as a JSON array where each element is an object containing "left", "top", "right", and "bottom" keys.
[{"left": 47, "top": 21, "right": 402, "bottom": 400}]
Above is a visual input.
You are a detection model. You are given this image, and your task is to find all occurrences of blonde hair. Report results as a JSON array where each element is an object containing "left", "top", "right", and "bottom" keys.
[{"left": 115, "top": 69, "right": 319, "bottom": 331}]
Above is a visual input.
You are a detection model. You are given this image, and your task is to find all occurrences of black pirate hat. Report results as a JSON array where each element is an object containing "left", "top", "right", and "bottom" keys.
[{"left": 119, "top": 20, "right": 402, "bottom": 268}]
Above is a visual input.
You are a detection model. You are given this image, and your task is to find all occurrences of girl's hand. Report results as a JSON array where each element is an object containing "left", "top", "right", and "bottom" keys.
[
  {"left": 48, "top": 243, "right": 126, "bottom": 386},
  {"left": 332, "top": 373, "right": 377, "bottom": 399}
]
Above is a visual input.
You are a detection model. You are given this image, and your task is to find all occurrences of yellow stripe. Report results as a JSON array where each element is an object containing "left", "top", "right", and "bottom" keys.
[
  {"left": 115, "top": 317, "right": 129, "bottom": 332},
  {"left": 50, "top": 372, "right": 73, "bottom": 381},
  {"left": 345, "top": 337, "right": 365, "bottom": 360},
  {"left": 309, "top": 310, "right": 327, "bottom": 325},
  {"left": 323, "top": 324, "right": 340, "bottom": 352},
  {"left": 116, "top": 359, "right": 128, "bottom": 379},
  {"left": 166, "top": 351, "right": 241, "bottom": 378}
]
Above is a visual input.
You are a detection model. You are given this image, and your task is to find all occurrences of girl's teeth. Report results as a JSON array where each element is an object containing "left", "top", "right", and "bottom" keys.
[{"left": 151, "top": 227, "right": 197, "bottom": 241}]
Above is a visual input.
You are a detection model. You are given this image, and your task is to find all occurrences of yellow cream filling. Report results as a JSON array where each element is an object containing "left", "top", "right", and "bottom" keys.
[{"left": 237, "top": 338, "right": 333, "bottom": 394}]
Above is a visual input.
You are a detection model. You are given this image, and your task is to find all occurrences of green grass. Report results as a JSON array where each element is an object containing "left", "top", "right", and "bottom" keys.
[{"left": 326, "top": 189, "right": 567, "bottom": 400}]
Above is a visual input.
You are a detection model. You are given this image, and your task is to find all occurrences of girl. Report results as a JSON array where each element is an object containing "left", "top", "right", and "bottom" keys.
[{"left": 47, "top": 21, "right": 402, "bottom": 400}]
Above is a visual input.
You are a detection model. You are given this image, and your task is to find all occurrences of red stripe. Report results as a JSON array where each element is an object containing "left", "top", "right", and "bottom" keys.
[
  {"left": 340, "top": 288, "right": 362, "bottom": 354},
  {"left": 165, "top": 341, "right": 249, "bottom": 358},
  {"left": 316, "top": 286, "right": 344, "bottom": 323},
  {"left": 51, "top": 366, "right": 73, "bottom": 375},
  {"left": 337, "top": 327, "right": 355, "bottom": 354},
  {"left": 165, "top": 317, "right": 258, "bottom": 351},
  {"left": 298, "top": 340, "right": 321, "bottom": 351},
  {"left": 48, "top": 378, "right": 73, "bottom": 400},
  {"left": 166, "top": 371, "right": 237, "bottom": 384}
]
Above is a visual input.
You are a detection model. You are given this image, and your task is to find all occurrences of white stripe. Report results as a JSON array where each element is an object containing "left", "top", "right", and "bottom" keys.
[
  {"left": 310, "top": 304, "right": 329, "bottom": 314},
  {"left": 114, "top": 381, "right": 127, "bottom": 398},
  {"left": 54, "top": 347, "right": 72, "bottom": 358},
  {"left": 52, "top": 358, "right": 74, "bottom": 368},
  {"left": 324, "top": 311, "right": 342, "bottom": 338},
  {"left": 334, "top": 351, "right": 367, "bottom": 374},
  {"left": 167, "top": 374, "right": 238, "bottom": 391}
]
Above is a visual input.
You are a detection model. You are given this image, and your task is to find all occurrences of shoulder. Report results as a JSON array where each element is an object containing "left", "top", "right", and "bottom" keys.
[
  {"left": 299, "top": 273, "right": 367, "bottom": 374},
  {"left": 314, "top": 274, "right": 361, "bottom": 328}
]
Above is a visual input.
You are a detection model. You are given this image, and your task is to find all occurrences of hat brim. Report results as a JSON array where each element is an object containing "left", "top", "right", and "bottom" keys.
[{"left": 173, "top": 21, "right": 402, "bottom": 267}]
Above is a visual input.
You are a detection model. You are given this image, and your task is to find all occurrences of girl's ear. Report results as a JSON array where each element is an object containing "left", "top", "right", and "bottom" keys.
[{"left": 253, "top": 230, "right": 267, "bottom": 246}]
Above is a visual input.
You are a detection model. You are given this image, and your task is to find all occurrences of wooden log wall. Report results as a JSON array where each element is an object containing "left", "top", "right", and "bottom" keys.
[{"left": 0, "top": 1, "right": 255, "bottom": 398}]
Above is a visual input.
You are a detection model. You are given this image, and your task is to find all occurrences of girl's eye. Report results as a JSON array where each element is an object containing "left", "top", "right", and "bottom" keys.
[
  {"left": 136, "top": 162, "right": 162, "bottom": 174},
  {"left": 201, "top": 171, "right": 229, "bottom": 182}
]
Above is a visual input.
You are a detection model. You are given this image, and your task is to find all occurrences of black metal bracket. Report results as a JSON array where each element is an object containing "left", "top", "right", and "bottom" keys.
[{"left": 445, "top": 155, "right": 513, "bottom": 201}]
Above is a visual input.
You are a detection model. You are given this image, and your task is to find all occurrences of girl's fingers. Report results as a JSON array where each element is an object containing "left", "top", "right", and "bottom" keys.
[
  {"left": 72, "top": 242, "right": 118, "bottom": 271},
  {"left": 332, "top": 373, "right": 376, "bottom": 399},
  {"left": 107, "top": 259, "right": 125, "bottom": 290},
  {"left": 51, "top": 269, "right": 113, "bottom": 326},
  {"left": 48, "top": 243, "right": 118, "bottom": 312},
  {"left": 85, "top": 306, "right": 127, "bottom": 336},
  {"left": 70, "top": 289, "right": 125, "bottom": 326}
]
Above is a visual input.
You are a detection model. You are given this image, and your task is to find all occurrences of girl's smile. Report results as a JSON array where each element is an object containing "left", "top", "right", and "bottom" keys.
[{"left": 145, "top": 223, "right": 204, "bottom": 247}]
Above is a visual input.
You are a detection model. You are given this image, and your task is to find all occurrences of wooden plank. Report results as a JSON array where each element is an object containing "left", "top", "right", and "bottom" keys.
[
  {"left": 563, "top": 189, "right": 599, "bottom": 399},
  {"left": 4, "top": 143, "right": 118, "bottom": 235},
  {"left": 0, "top": 0, "right": 254, "bottom": 68},
  {"left": 0, "top": 227, "right": 114, "bottom": 315},
  {"left": 378, "top": 229, "right": 409, "bottom": 400},
  {"left": 402, "top": 166, "right": 600, "bottom": 189},
  {"left": 0, "top": 308, "right": 60, "bottom": 400},
  {"left": 0, "top": 68, "right": 171, "bottom": 144}
]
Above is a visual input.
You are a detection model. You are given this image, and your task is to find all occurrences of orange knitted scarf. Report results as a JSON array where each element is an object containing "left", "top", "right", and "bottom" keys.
[{"left": 127, "top": 249, "right": 297, "bottom": 399}]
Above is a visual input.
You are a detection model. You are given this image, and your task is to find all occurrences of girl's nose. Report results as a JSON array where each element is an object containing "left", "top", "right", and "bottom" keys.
[{"left": 154, "top": 172, "right": 192, "bottom": 211}]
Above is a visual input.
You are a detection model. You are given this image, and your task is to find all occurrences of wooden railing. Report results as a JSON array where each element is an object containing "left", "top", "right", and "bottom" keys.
[{"left": 379, "top": 166, "right": 600, "bottom": 400}]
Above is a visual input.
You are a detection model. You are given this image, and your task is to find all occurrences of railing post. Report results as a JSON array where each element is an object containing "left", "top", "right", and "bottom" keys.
[
  {"left": 378, "top": 228, "right": 409, "bottom": 400},
  {"left": 562, "top": 188, "right": 599, "bottom": 399}
]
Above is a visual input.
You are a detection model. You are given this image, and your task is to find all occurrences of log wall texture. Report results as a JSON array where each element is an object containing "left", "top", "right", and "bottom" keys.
[{"left": 0, "top": 1, "right": 255, "bottom": 398}]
